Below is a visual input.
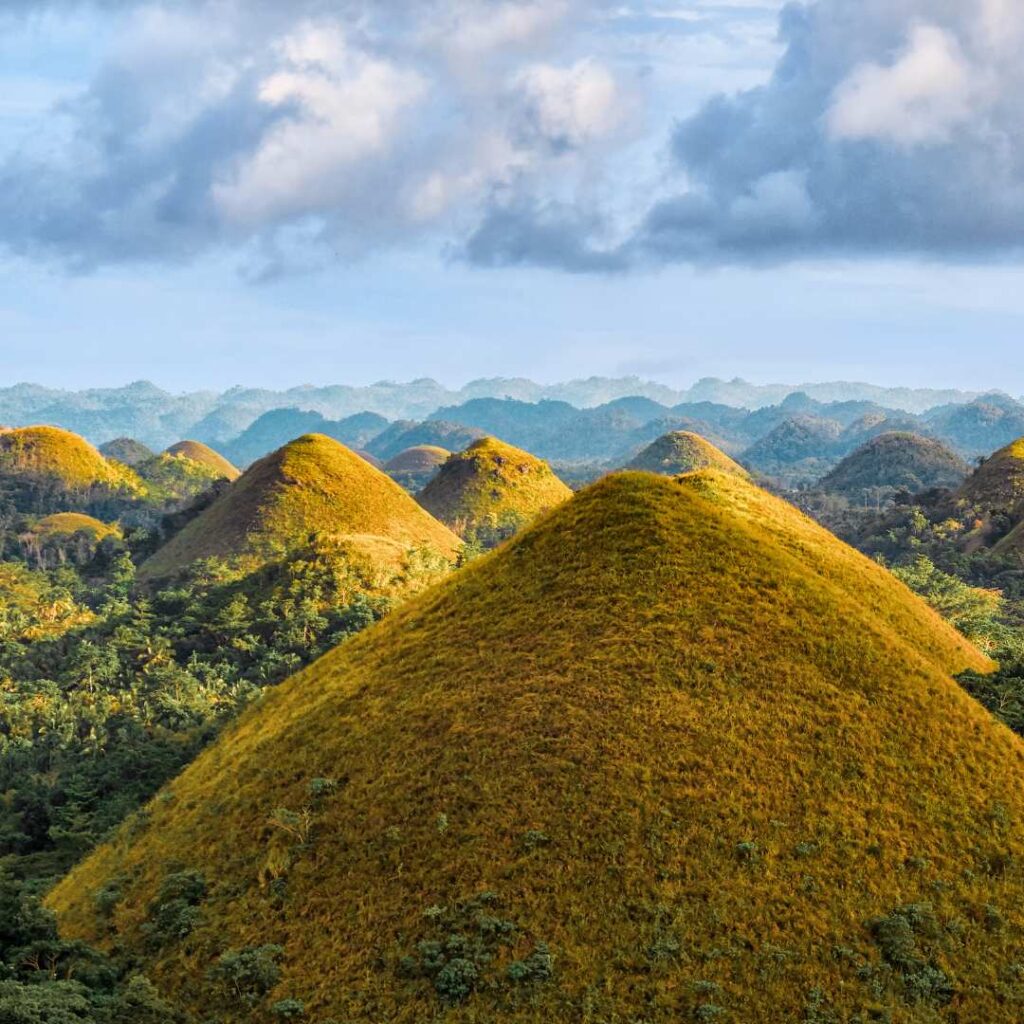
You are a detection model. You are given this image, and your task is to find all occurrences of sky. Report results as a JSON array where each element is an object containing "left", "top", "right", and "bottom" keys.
[{"left": 1, "top": 0, "right": 1023, "bottom": 394}]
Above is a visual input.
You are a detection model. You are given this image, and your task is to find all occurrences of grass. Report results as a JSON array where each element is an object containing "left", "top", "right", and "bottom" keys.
[
  {"left": 958, "top": 437, "right": 1024, "bottom": 515},
  {"left": 49, "top": 470, "right": 1024, "bottom": 1023},
  {"left": 29, "top": 512, "right": 122, "bottom": 541},
  {"left": 384, "top": 446, "right": 451, "bottom": 492},
  {"left": 626, "top": 431, "right": 750, "bottom": 478},
  {"left": 139, "top": 433, "right": 460, "bottom": 581},
  {"left": 0, "top": 425, "right": 144, "bottom": 497},
  {"left": 163, "top": 441, "right": 240, "bottom": 481},
  {"left": 417, "top": 436, "right": 572, "bottom": 538}
]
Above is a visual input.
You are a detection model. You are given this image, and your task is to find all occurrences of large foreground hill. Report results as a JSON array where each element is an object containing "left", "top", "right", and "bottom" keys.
[{"left": 51, "top": 470, "right": 1024, "bottom": 1023}]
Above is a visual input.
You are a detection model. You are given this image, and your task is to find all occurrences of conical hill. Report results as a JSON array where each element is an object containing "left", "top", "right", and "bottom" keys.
[
  {"left": 625, "top": 430, "right": 749, "bottom": 477},
  {"left": 417, "top": 436, "right": 571, "bottom": 540},
  {"left": 138, "top": 433, "right": 460, "bottom": 580},
  {"left": 51, "top": 471, "right": 1024, "bottom": 1023},
  {"left": 163, "top": 440, "right": 241, "bottom": 481}
]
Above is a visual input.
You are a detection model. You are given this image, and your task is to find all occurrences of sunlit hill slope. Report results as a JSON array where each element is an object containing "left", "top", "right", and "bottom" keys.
[{"left": 50, "top": 470, "right": 1024, "bottom": 1023}]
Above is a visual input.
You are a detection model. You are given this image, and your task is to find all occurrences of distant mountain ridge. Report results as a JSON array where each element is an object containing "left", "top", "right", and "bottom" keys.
[{"left": 0, "top": 377, "right": 998, "bottom": 450}]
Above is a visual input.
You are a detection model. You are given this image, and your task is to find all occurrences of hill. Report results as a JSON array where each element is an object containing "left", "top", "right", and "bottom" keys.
[
  {"left": 417, "top": 436, "right": 572, "bottom": 543},
  {"left": 50, "top": 471, "right": 1021, "bottom": 1023},
  {"left": 0, "top": 425, "right": 143, "bottom": 513},
  {"left": 163, "top": 440, "right": 240, "bottom": 481},
  {"left": 741, "top": 415, "right": 844, "bottom": 483},
  {"left": 367, "top": 420, "right": 485, "bottom": 461},
  {"left": 98, "top": 436, "right": 154, "bottom": 466},
  {"left": 625, "top": 430, "right": 749, "bottom": 477},
  {"left": 384, "top": 445, "right": 450, "bottom": 492},
  {"left": 18, "top": 512, "right": 123, "bottom": 568},
  {"left": 819, "top": 432, "right": 969, "bottom": 498},
  {"left": 222, "top": 409, "right": 390, "bottom": 467},
  {"left": 139, "top": 434, "right": 460, "bottom": 580},
  {"left": 956, "top": 438, "right": 1024, "bottom": 520}
]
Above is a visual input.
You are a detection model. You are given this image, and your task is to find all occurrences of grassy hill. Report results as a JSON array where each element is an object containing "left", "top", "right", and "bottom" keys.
[
  {"left": 819, "top": 432, "right": 969, "bottom": 498},
  {"left": 384, "top": 445, "right": 450, "bottom": 492},
  {"left": 50, "top": 470, "right": 1024, "bottom": 1023},
  {"left": 0, "top": 425, "right": 144, "bottom": 513},
  {"left": 139, "top": 433, "right": 460, "bottom": 580},
  {"left": 29, "top": 512, "right": 121, "bottom": 541},
  {"left": 957, "top": 438, "right": 1024, "bottom": 518},
  {"left": 417, "top": 436, "right": 572, "bottom": 543},
  {"left": 164, "top": 440, "right": 240, "bottom": 481},
  {"left": 134, "top": 441, "right": 241, "bottom": 509},
  {"left": 626, "top": 430, "right": 749, "bottom": 477}
]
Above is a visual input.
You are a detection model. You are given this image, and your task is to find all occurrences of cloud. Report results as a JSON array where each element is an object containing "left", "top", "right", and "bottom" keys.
[
  {"left": 0, "top": 0, "right": 630, "bottom": 271},
  {"left": 629, "top": 0, "right": 1024, "bottom": 264}
]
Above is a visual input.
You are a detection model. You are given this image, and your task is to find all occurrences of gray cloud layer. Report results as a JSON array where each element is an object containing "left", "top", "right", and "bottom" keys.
[
  {"left": 469, "top": 0, "right": 1024, "bottom": 269},
  {"left": 2, "top": 0, "right": 1022, "bottom": 272}
]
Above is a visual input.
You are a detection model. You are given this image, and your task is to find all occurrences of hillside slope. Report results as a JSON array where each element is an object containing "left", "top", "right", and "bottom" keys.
[
  {"left": 0, "top": 425, "right": 143, "bottom": 512},
  {"left": 819, "top": 432, "right": 969, "bottom": 497},
  {"left": 625, "top": 430, "right": 749, "bottom": 477},
  {"left": 417, "top": 436, "right": 571, "bottom": 541},
  {"left": 956, "top": 438, "right": 1024, "bottom": 518},
  {"left": 139, "top": 433, "right": 460, "bottom": 579},
  {"left": 51, "top": 471, "right": 1024, "bottom": 1024},
  {"left": 164, "top": 440, "right": 240, "bottom": 481}
]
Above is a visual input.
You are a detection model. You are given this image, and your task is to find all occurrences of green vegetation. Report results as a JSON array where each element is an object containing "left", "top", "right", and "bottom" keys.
[
  {"left": 50, "top": 471, "right": 1024, "bottom": 1023},
  {"left": 0, "top": 426, "right": 145, "bottom": 515},
  {"left": 819, "top": 432, "right": 969, "bottom": 503},
  {"left": 625, "top": 430, "right": 749, "bottom": 478},
  {"left": 99, "top": 437, "right": 154, "bottom": 467},
  {"left": 417, "top": 436, "right": 571, "bottom": 547},
  {"left": 139, "top": 433, "right": 460, "bottom": 580}
]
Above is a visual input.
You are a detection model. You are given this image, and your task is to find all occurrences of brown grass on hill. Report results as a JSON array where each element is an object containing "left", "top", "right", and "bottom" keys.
[
  {"left": 139, "top": 433, "right": 460, "bottom": 580},
  {"left": 51, "top": 471, "right": 1024, "bottom": 1024},
  {"left": 164, "top": 440, "right": 241, "bottom": 481},
  {"left": 417, "top": 436, "right": 571, "bottom": 538},
  {"left": 626, "top": 430, "right": 750, "bottom": 478},
  {"left": 0, "top": 425, "right": 142, "bottom": 495}
]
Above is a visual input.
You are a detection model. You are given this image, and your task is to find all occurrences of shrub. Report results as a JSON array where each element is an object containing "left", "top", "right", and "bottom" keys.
[
  {"left": 142, "top": 870, "right": 206, "bottom": 948},
  {"left": 209, "top": 944, "right": 284, "bottom": 1003}
]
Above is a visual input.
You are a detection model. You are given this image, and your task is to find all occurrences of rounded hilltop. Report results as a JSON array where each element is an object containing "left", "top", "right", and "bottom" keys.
[
  {"left": 52, "top": 470, "right": 1024, "bottom": 1024},
  {"left": 626, "top": 430, "right": 749, "bottom": 477},
  {"left": 139, "top": 433, "right": 460, "bottom": 580},
  {"left": 163, "top": 440, "right": 240, "bottom": 481},
  {"left": 384, "top": 445, "right": 450, "bottom": 491},
  {"left": 0, "top": 425, "right": 143, "bottom": 511},
  {"left": 29, "top": 512, "right": 121, "bottom": 541},
  {"left": 99, "top": 437, "right": 154, "bottom": 467},
  {"left": 820, "top": 432, "right": 969, "bottom": 497},
  {"left": 416, "top": 436, "right": 572, "bottom": 542}
]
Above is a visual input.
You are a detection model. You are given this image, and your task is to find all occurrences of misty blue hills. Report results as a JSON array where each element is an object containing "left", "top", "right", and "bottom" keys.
[{"left": 2, "top": 376, "right": 1023, "bottom": 487}]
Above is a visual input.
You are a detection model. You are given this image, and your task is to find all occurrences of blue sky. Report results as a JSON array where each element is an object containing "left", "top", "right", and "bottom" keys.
[{"left": 1, "top": 1, "right": 1023, "bottom": 394}]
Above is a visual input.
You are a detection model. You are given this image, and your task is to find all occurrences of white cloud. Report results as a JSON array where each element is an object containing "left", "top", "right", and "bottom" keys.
[
  {"left": 214, "top": 21, "right": 427, "bottom": 225},
  {"left": 827, "top": 24, "right": 977, "bottom": 146},
  {"left": 510, "top": 60, "right": 625, "bottom": 152}
]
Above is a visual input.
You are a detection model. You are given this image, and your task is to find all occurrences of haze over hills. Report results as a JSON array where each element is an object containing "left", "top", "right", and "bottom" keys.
[
  {"left": 50, "top": 470, "right": 1022, "bottom": 1023},
  {"left": 0, "top": 378, "right": 1001, "bottom": 452}
]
